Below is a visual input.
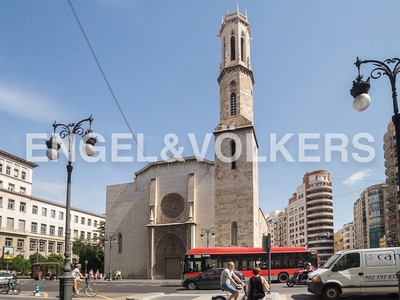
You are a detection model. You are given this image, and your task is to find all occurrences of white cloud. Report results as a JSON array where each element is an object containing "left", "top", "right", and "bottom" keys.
[
  {"left": 0, "top": 85, "right": 69, "bottom": 123},
  {"left": 343, "top": 169, "right": 372, "bottom": 186}
]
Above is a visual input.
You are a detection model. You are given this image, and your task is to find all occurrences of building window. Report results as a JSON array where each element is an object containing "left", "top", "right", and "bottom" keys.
[
  {"left": 230, "top": 93, "right": 237, "bottom": 116},
  {"left": 73, "top": 230, "right": 78, "bottom": 238},
  {"left": 81, "top": 217, "right": 85, "bottom": 225},
  {"left": 19, "top": 202, "right": 26, "bottom": 212},
  {"left": 8, "top": 200, "right": 15, "bottom": 209},
  {"left": 20, "top": 187, "right": 26, "bottom": 194},
  {"left": 230, "top": 140, "right": 236, "bottom": 170},
  {"left": 32, "top": 205, "right": 38, "bottom": 214},
  {"left": 6, "top": 166, "right": 11, "bottom": 175},
  {"left": 80, "top": 231, "right": 85, "bottom": 239},
  {"left": 39, "top": 241, "right": 45, "bottom": 251},
  {"left": 50, "top": 225, "right": 55, "bottom": 236},
  {"left": 240, "top": 35, "right": 245, "bottom": 62},
  {"left": 59, "top": 212, "right": 64, "bottom": 220},
  {"left": 40, "top": 224, "right": 47, "bottom": 234},
  {"left": 31, "top": 222, "right": 37, "bottom": 233},
  {"left": 0, "top": 180, "right": 2, "bottom": 188},
  {"left": 93, "top": 233, "right": 98, "bottom": 239},
  {"left": 118, "top": 233, "right": 123, "bottom": 253},
  {"left": 88, "top": 219, "right": 91, "bottom": 226},
  {"left": 50, "top": 210, "right": 55, "bottom": 218},
  {"left": 6, "top": 217, "right": 14, "bottom": 229},
  {"left": 21, "top": 171, "right": 26, "bottom": 180},
  {"left": 42, "top": 208, "right": 47, "bottom": 217},
  {"left": 87, "top": 232, "right": 91, "bottom": 240},
  {"left": 0, "top": 164, "right": 2, "bottom": 172},
  {"left": 17, "top": 239, "right": 24, "bottom": 251},
  {"left": 0, "top": 197, "right": 3, "bottom": 207},
  {"left": 5, "top": 238, "right": 12, "bottom": 246},
  {"left": 48, "top": 242, "right": 54, "bottom": 252},
  {"left": 231, "top": 222, "right": 238, "bottom": 245},
  {"left": 29, "top": 240, "right": 36, "bottom": 251},
  {"left": 8, "top": 184, "right": 14, "bottom": 191},
  {"left": 57, "top": 243, "right": 62, "bottom": 253},
  {"left": 13, "top": 169, "right": 18, "bottom": 177},
  {"left": 74, "top": 216, "right": 78, "bottom": 223},
  {"left": 18, "top": 219, "right": 25, "bottom": 231},
  {"left": 230, "top": 33, "right": 235, "bottom": 61},
  {"left": 58, "top": 227, "right": 63, "bottom": 237},
  {"left": 94, "top": 220, "right": 98, "bottom": 227}
]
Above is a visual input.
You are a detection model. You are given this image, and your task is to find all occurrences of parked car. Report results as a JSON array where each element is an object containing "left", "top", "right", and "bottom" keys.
[
  {"left": 182, "top": 268, "right": 245, "bottom": 290},
  {"left": 0, "top": 272, "right": 13, "bottom": 280}
]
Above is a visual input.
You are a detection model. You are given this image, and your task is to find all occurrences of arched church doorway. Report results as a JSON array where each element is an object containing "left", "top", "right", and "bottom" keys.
[{"left": 155, "top": 233, "right": 186, "bottom": 279}]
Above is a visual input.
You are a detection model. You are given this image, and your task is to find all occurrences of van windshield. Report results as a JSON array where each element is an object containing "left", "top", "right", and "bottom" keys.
[{"left": 322, "top": 253, "right": 341, "bottom": 269}]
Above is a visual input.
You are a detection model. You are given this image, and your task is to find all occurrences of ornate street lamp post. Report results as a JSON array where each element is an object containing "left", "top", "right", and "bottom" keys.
[
  {"left": 46, "top": 115, "right": 97, "bottom": 300},
  {"left": 200, "top": 228, "right": 215, "bottom": 248},
  {"left": 36, "top": 239, "right": 45, "bottom": 263},
  {"left": 350, "top": 57, "right": 400, "bottom": 244},
  {"left": 105, "top": 235, "right": 117, "bottom": 281}
]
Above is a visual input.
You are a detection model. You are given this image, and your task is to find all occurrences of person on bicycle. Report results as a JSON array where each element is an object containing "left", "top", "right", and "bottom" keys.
[
  {"left": 71, "top": 264, "right": 84, "bottom": 296},
  {"left": 220, "top": 261, "right": 244, "bottom": 300}
]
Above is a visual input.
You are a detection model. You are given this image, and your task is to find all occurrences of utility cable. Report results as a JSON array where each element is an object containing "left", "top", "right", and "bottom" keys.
[{"left": 66, "top": 0, "right": 147, "bottom": 163}]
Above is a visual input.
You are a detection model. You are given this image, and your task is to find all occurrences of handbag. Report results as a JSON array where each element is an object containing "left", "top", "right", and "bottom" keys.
[{"left": 262, "top": 277, "right": 270, "bottom": 293}]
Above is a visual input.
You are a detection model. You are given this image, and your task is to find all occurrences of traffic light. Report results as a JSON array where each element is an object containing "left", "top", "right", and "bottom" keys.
[{"left": 262, "top": 233, "right": 271, "bottom": 252}]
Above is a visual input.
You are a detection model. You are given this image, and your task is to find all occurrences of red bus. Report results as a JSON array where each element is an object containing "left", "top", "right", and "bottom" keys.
[{"left": 183, "top": 247, "right": 318, "bottom": 282}]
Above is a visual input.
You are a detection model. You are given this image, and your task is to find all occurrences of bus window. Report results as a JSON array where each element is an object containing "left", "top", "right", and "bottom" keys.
[{"left": 241, "top": 256, "right": 255, "bottom": 270}]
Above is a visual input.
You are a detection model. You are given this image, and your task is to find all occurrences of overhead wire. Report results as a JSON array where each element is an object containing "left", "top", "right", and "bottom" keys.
[{"left": 66, "top": 0, "right": 148, "bottom": 163}]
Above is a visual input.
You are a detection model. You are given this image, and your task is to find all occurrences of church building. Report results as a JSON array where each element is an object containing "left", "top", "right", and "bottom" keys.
[{"left": 106, "top": 7, "right": 268, "bottom": 279}]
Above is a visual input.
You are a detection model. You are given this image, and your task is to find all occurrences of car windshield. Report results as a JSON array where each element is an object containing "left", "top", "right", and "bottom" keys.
[{"left": 322, "top": 253, "right": 341, "bottom": 269}]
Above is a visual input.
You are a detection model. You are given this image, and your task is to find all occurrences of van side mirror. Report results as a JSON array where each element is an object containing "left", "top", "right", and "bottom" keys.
[{"left": 332, "top": 264, "right": 338, "bottom": 272}]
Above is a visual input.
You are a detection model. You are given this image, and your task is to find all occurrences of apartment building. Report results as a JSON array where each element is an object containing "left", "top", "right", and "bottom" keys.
[
  {"left": 0, "top": 149, "right": 104, "bottom": 260},
  {"left": 352, "top": 183, "right": 387, "bottom": 249},
  {"left": 268, "top": 170, "right": 334, "bottom": 264},
  {"left": 384, "top": 121, "right": 399, "bottom": 245},
  {"left": 334, "top": 222, "right": 354, "bottom": 252}
]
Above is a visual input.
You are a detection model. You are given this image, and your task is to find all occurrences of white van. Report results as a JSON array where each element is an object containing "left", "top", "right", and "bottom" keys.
[{"left": 307, "top": 247, "right": 400, "bottom": 300}]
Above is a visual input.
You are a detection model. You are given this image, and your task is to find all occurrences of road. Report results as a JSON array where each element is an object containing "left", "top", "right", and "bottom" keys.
[{"left": 0, "top": 279, "right": 398, "bottom": 300}]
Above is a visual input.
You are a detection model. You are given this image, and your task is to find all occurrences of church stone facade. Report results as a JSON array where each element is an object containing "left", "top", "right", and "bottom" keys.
[{"left": 106, "top": 7, "right": 268, "bottom": 279}]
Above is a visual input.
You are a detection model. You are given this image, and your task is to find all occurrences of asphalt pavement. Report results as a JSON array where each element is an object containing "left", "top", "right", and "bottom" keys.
[{"left": 4, "top": 279, "right": 283, "bottom": 300}]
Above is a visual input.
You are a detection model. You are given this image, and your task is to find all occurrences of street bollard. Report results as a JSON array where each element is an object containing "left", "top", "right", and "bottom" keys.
[
  {"left": 395, "top": 271, "right": 400, "bottom": 300},
  {"left": 34, "top": 283, "right": 40, "bottom": 296}
]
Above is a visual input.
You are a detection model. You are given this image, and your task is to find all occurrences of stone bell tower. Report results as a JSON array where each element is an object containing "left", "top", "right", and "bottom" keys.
[{"left": 214, "top": 6, "right": 261, "bottom": 247}]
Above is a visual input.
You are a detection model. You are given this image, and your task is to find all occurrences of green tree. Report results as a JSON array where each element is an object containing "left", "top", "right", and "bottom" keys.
[
  {"left": 46, "top": 253, "right": 64, "bottom": 275},
  {"left": 29, "top": 253, "right": 46, "bottom": 264},
  {"left": 95, "top": 220, "right": 106, "bottom": 248},
  {"left": 72, "top": 238, "right": 104, "bottom": 273},
  {"left": 12, "top": 256, "right": 31, "bottom": 275}
]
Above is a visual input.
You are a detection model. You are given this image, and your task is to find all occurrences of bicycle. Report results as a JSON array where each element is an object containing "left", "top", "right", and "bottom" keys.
[
  {"left": 0, "top": 276, "right": 21, "bottom": 295},
  {"left": 213, "top": 283, "right": 247, "bottom": 300},
  {"left": 73, "top": 277, "right": 98, "bottom": 297}
]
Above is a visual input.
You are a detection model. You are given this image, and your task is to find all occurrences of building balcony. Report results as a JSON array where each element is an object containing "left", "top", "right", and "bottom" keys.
[
  {"left": 385, "top": 158, "right": 394, "bottom": 169},
  {"left": 308, "top": 226, "right": 334, "bottom": 234},
  {"left": 383, "top": 138, "right": 393, "bottom": 152},
  {"left": 307, "top": 218, "right": 334, "bottom": 225},
  {"left": 387, "top": 201, "right": 397, "bottom": 212},
  {"left": 307, "top": 198, "right": 333, "bottom": 206},
  {"left": 307, "top": 209, "right": 334, "bottom": 217},
  {"left": 306, "top": 184, "right": 332, "bottom": 192},
  {"left": 386, "top": 165, "right": 395, "bottom": 177},
  {"left": 307, "top": 191, "right": 333, "bottom": 199}
]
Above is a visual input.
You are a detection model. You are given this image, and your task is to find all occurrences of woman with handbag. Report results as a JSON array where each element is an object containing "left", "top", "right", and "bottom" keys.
[{"left": 246, "top": 267, "right": 270, "bottom": 300}]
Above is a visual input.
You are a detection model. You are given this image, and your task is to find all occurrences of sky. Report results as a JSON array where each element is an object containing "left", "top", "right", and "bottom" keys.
[{"left": 0, "top": 0, "right": 398, "bottom": 232}]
